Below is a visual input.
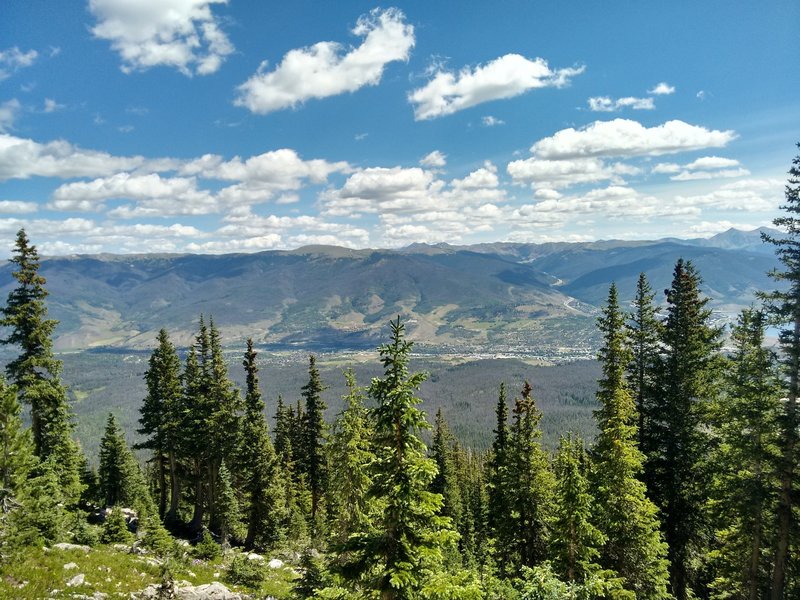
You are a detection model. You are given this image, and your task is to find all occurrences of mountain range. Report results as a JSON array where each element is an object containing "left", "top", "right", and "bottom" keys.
[{"left": 0, "top": 227, "right": 780, "bottom": 355}]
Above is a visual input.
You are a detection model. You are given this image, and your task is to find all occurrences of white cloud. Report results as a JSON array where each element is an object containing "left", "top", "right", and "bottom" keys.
[
  {"left": 482, "top": 115, "right": 505, "bottom": 127},
  {"left": 587, "top": 96, "right": 655, "bottom": 112},
  {"left": 531, "top": 119, "right": 736, "bottom": 159},
  {"left": 0, "top": 200, "right": 37, "bottom": 214},
  {"left": 420, "top": 150, "right": 446, "bottom": 168},
  {"left": 687, "top": 220, "right": 764, "bottom": 236},
  {"left": 0, "top": 100, "right": 21, "bottom": 132},
  {"left": 651, "top": 162, "right": 681, "bottom": 174},
  {"left": 43, "top": 98, "right": 65, "bottom": 113},
  {"left": 684, "top": 156, "right": 740, "bottom": 170},
  {"left": 674, "top": 178, "right": 783, "bottom": 212},
  {"left": 507, "top": 156, "right": 637, "bottom": 189},
  {"left": 50, "top": 173, "right": 214, "bottom": 213},
  {"left": 648, "top": 82, "right": 675, "bottom": 95},
  {"left": 671, "top": 168, "right": 749, "bottom": 181},
  {"left": 89, "top": 0, "right": 234, "bottom": 76},
  {"left": 0, "top": 47, "right": 38, "bottom": 80},
  {"left": 409, "top": 54, "right": 584, "bottom": 120},
  {"left": 0, "top": 133, "right": 147, "bottom": 180},
  {"left": 235, "top": 8, "right": 414, "bottom": 114}
]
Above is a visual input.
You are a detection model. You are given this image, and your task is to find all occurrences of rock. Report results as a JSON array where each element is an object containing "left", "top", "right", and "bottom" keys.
[
  {"left": 136, "top": 581, "right": 242, "bottom": 599},
  {"left": 112, "top": 543, "right": 131, "bottom": 552},
  {"left": 63, "top": 562, "right": 79, "bottom": 570},
  {"left": 246, "top": 552, "right": 264, "bottom": 561},
  {"left": 53, "top": 543, "right": 91, "bottom": 553},
  {"left": 267, "top": 558, "right": 283, "bottom": 569},
  {"left": 66, "top": 573, "right": 85, "bottom": 587}
]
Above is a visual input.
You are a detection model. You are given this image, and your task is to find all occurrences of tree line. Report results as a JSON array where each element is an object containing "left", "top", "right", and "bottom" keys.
[{"left": 0, "top": 148, "right": 799, "bottom": 598}]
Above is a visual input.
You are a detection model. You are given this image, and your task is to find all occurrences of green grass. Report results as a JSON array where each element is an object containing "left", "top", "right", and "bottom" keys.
[{"left": 0, "top": 544, "right": 298, "bottom": 599}]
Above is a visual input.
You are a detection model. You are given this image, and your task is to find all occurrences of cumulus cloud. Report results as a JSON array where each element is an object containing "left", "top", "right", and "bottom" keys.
[
  {"left": 655, "top": 155, "right": 750, "bottom": 181},
  {"left": 0, "top": 200, "right": 37, "bottom": 214},
  {"left": 0, "top": 133, "right": 148, "bottom": 180},
  {"left": 674, "top": 178, "right": 783, "bottom": 212},
  {"left": 0, "top": 100, "right": 21, "bottom": 132},
  {"left": 531, "top": 119, "right": 736, "bottom": 159},
  {"left": 507, "top": 156, "right": 638, "bottom": 189},
  {"left": 89, "top": 0, "right": 234, "bottom": 75},
  {"left": 409, "top": 54, "right": 584, "bottom": 120},
  {"left": 648, "top": 82, "right": 675, "bottom": 95},
  {"left": 420, "top": 150, "right": 446, "bottom": 168},
  {"left": 0, "top": 47, "right": 38, "bottom": 80},
  {"left": 235, "top": 8, "right": 414, "bottom": 114},
  {"left": 687, "top": 220, "right": 764, "bottom": 236},
  {"left": 587, "top": 96, "right": 654, "bottom": 112}
]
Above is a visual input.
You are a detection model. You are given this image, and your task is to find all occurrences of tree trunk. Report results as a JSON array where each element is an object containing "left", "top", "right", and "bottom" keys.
[
  {"left": 189, "top": 458, "right": 204, "bottom": 533},
  {"left": 157, "top": 453, "right": 167, "bottom": 520},
  {"left": 166, "top": 450, "right": 181, "bottom": 524}
]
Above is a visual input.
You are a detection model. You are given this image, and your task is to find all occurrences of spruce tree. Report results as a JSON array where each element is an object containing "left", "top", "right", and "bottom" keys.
[
  {"left": 300, "top": 354, "right": 326, "bottom": 532},
  {"left": 627, "top": 272, "right": 661, "bottom": 451},
  {"left": 506, "top": 380, "right": 553, "bottom": 572},
  {"left": 487, "top": 383, "right": 513, "bottom": 571},
  {"left": 327, "top": 369, "right": 373, "bottom": 545},
  {"left": 551, "top": 434, "right": 604, "bottom": 584},
  {"left": 761, "top": 143, "right": 800, "bottom": 599},
  {"left": 340, "top": 317, "right": 454, "bottom": 599},
  {"left": 708, "top": 309, "right": 781, "bottom": 599},
  {"left": 183, "top": 335, "right": 211, "bottom": 532},
  {"left": 430, "top": 408, "right": 461, "bottom": 525},
  {"left": 0, "top": 375, "right": 34, "bottom": 506},
  {"left": 215, "top": 461, "right": 241, "bottom": 547},
  {"left": 98, "top": 413, "right": 148, "bottom": 508},
  {"left": 239, "top": 338, "right": 280, "bottom": 549},
  {"left": 138, "top": 328, "right": 183, "bottom": 521},
  {"left": 647, "top": 259, "right": 722, "bottom": 599},
  {"left": 0, "top": 229, "right": 81, "bottom": 502},
  {"left": 593, "top": 284, "right": 670, "bottom": 599}
]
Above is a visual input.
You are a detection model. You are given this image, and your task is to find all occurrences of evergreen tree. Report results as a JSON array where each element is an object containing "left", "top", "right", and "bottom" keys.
[
  {"left": 760, "top": 143, "right": 800, "bottom": 599},
  {"left": 430, "top": 408, "right": 461, "bottom": 525},
  {"left": 138, "top": 328, "right": 183, "bottom": 521},
  {"left": 101, "top": 505, "right": 133, "bottom": 544},
  {"left": 215, "top": 461, "right": 241, "bottom": 547},
  {"left": 13, "top": 457, "right": 69, "bottom": 545},
  {"left": 627, "top": 272, "right": 661, "bottom": 451},
  {"left": 551, "top": 434, "right": 604, "bottom": 584},
  {"left": 506, "top": 380, "right": 553, "bottom": 572},
  {"left": 327, "top": 369, "right": 373, "bottom": 545},
  {"left": 593, "top": 284, "right": 670, "bottom": 599},
  {"left": 708, "top": 309, "right": 781, "bottom": 599},
  {"left": 340, "top": 317, "right": 455, "bottom": 599},
  {"left": 0, "top": 376, "right": 34, "bottom": 508},
  {"left": 183, "top": 334, "right": 211, "bottom": 532},
  {"left": 300, "top": 354, "right": 327, "bottom": 532},
  {"left": 98, "top": 413, "right": 148, "bottom": 508},
  {"left": 206, "top": 319, "right": 242, "bottom": 534},
  {"left": 273, "top": 395, "right": 290, "bottom": 462},
  {"left": 487, "top": 383, "right": 513, "bottom": 571},
  {"left": 0, "top": 229, "right": 81, "bottom": 502},
  {"left": 647, "top": 259, "right": 722, "bottom": 599},
  {"left": 239, "top": 338, "right": 280, "bottom": 549}
]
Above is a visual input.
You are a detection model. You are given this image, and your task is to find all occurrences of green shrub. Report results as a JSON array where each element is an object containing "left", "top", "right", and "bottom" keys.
[
  {"left": 226, "top": 553, "right": 266, "bottom": 589},
  {"left": 192, "top": 530, "right": 221, "bottom": 561}
]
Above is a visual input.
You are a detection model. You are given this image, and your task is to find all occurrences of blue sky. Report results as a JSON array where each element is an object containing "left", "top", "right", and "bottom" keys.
[{"left": 0, "top": 0, "right": 797, "bottom": 255}]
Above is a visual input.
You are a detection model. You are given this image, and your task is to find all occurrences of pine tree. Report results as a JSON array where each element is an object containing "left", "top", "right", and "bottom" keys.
[
  {"left": 327, "top": 369, "right": 373, "bottom": 545},
  {"left": 0, "top": 229, "right": 81, "bottom": 503},
  {"left": 98, "top": 413, "right": 147, "bottom": 508},
  {"left": 430, "top": 408, "right": 461, "bottom": 525},
  {"left": 551, "top": 434, "right": 604, "bottom": 584},
  {"left": 206, "top": 319, "right": 242, "bottom": 534},
  {"left": 647, "top": 260, "right": 722, "bottom": 599},
  {"left": 627, "top": 272, "right": 661, "bottom": 451},
  {"left": 273, "top": 395, "right": 290, "bottom": 462},
  {"left": 101, "top": 505, "right": 133, "bottom": 544},
  {"left": 138, "top": 328, "right": 183, "bottom": 521},
  {"left": 506, "top": 380, "right": 553, "bottom": 572},
  {"left": 487, "top": 383, "right": 513, "bottom": 572},
  {"left": 183, "top": 331, "right": 211, "bottom": 532},
  {"left": 0, "top": 375, "right": 34, "bottom": 507},
  {"left": 340, "top": 317, "right": 455, "bottom": 599},
  {"left": 760, "top": 144, "right": 800, "bottom": 600},
  {"left": 300, "top": 354, "right": 326, "bottom": 532},
  {"left": 215, "top": 461, "right": 241, "bottom": 547},
  {"left": 13, "top": 457, "right": 69, "bottom": 545},
  {"left": 239, "top": 338, "right": 280, "bottom": 549},
  {"left": 708, "top": 309, "right": 781, "bottom": 599},
  {"left": 593, "top": 284, "right": 670, "bottom": 599}
]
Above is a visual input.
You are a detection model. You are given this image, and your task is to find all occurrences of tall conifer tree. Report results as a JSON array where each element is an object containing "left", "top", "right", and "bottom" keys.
[
  {"left": 647, "top": 260, "right": 722, "bottom": 599},
  {"left": 761, "top": 144, "right": 800, "bottom": 599},
  {"left": 708, "top": 308, "right": 781, "bottom": 600},
  {"left": 507, "top": 380, "right": 553, "bottom": 571},
  {"left": 138, "top": 328, "right": 183, "bottom": 520},
  {"left": 340, "top": 317, "right": 454, "bottom": 599},
  {"left": 593, "top": 284, "right": 670, "bottom": 599},
  {"left": 300, "top": 354, "right": 326, "bottom": 532},
  {"left": 0, "top": 230, "right": 81, "bottom": 503},
  {"left": 0, "top": 376, "right": 34, "bottom": 509}
]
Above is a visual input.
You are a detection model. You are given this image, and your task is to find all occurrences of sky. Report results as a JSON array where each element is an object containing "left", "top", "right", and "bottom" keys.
[{"left": 0, "top": 0, "right": 798, "bottom": 256}]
